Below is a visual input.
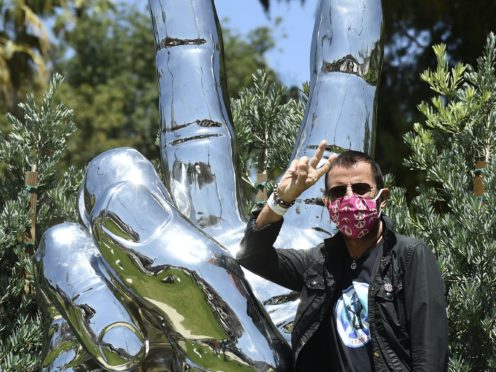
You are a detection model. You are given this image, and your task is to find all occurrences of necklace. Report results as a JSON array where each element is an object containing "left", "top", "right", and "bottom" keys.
[
  {"left": 350, "top": 259, "right": 359, "bottom": 270},
  {"left": 350, "top": 233, "right": 383, "bottom": 270}
]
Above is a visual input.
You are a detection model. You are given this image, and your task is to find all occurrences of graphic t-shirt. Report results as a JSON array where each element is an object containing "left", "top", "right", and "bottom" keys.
[{"left": 328, "top": 241, "right": 383, "bottom": 372}]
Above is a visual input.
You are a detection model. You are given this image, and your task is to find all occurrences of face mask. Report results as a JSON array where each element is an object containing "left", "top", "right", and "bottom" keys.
[{"left": 327, "top": 190, "right": 383, "bottom": 239}]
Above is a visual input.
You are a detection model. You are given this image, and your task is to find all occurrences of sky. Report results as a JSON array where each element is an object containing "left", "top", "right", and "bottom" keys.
[{"left": 215, "top": 0, "right": 319, "bottom": 87}]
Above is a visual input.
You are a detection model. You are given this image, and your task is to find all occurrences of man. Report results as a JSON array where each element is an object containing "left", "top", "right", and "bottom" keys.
[{"left": 237, "top": 140, "right": 448, "bottom": 371}]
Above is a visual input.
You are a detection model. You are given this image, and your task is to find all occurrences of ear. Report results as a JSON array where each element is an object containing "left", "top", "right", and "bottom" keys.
[{"left": 378, "top": 188, "right": 389, "bottom": 209}]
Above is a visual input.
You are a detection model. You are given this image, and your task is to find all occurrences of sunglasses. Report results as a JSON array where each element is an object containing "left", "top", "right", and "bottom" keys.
[{"left": 327, "top": 183, "right": 375, "bottom": 200}]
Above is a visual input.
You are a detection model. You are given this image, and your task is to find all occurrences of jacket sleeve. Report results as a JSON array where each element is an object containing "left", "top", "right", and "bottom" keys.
[
  {"left": 403, "top": 241, "right": 448, "bottom": 371},
  {"left": 236, "top": 211, "right": 316, "bottom": 292}
]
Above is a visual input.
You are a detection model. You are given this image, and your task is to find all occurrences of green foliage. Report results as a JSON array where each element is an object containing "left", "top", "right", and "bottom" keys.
[
  {"left": 232, "top": 70, "right": 305, "bottom": 185},
  {"left": 376, "top": 0, "right": 496, "bottom": 195},
  {"left": 1, "top": 75, "right": 76, "bottom": 190},
  {"left": 0, "top": 74, "right": 82, "bottom": 371},
  {"left": 0, "top": 0, "right": 115, "bottom": 116},
  {"left": 222, "top": 22, "right": 279, "bottom": 97},
  {"left": 231, "top": 70, "right": 304, "bottom": 211},
  {"left": 386, "top": 33, "right": 496, "bottom": 371},
  {"left": 52, "top": 5, "right": 160, "bottom": 168},
  {"left": 0, "top": 0, "right": 51, "bottom": 111}
]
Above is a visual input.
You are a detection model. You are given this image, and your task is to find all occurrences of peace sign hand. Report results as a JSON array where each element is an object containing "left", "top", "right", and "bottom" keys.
[{"left": 276, "top": 140, "right": 336, "bottom": 204}]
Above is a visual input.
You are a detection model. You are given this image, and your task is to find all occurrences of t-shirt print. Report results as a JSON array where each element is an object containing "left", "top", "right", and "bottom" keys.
[{"left": 335, "top": 281, "right": 370, "bottom": 348}]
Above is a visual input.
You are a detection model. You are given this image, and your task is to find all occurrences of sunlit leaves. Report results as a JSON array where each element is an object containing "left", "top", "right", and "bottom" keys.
[
  {"left": 387, "top": 33, "right": 496, "bottom": 370},
  {"left": 421, "top": 44, "right": 466, "bottom": 98},
  {"left": 0, "top": 75, "right": 80, "bottom": 371},
  {"left": 232, "top": 70, "right": 304, "bottom": 182}
]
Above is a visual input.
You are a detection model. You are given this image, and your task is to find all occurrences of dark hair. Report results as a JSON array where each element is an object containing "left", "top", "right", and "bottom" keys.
[{"left": 324, "top": 150, "right": 384, "bottom": 192}]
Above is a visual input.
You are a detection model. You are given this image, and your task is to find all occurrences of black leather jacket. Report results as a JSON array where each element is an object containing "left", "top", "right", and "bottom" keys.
[{"left": 237, "top": 213, "right": 448, "bottom": 371}]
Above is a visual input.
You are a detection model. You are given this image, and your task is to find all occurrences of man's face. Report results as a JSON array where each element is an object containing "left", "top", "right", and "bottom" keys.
[{"left": 323, "top": 161, "right": 386, "bottom": 206}]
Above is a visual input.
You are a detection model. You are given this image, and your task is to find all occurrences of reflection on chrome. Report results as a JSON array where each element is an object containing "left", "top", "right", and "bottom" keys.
[
  {"left": 80, "top": 147, "right": 173, "bottom": 232},
  {"left": 90, "top": 164, "right": 291, "bottom": 369},
  {"left": 150, "top": 0, "right": 246, "bottom": 249},
  {"left": 37, "top": 223, "right": 145, "bottom": 370},
  {"left": 36, "top": 0, "right": 383, "bottom": 369},
  {"left": 40, "top": 311, "right": 97, "bottom": 371},
  {"left": 279, "top": 0, "right": 384, "bottom": 248},
  {"left": 39, "top": 149, "right": 291, "bottom": 370}
]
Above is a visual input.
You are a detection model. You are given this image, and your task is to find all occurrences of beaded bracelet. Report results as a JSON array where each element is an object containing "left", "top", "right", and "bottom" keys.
[
  {"left": 273, "top": 189, "right": 295, "bottom": 208},
  {"left": 267, "top": 193, "right": 290, "bottom": 216}
]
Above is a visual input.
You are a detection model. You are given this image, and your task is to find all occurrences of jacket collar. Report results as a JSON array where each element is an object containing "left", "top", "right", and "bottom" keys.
[
  {"left": 378, "top": 215, "right": 398, "bottom": 275},
  {"left": 381, "top": 215, "right": 398, "bottom": 255}
]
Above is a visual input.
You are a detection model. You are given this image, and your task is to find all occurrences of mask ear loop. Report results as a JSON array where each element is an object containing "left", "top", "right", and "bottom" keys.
[
  {"left": 374, "top": 189, "right": 384, "bottom": 217},
  {"left": 373, "top": 188, "right": 384, "bottom": 202}
]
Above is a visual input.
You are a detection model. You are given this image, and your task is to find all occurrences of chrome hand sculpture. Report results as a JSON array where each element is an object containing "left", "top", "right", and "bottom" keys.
[{"left": 36, "top": 0, "right": 383, "bottom": 370}]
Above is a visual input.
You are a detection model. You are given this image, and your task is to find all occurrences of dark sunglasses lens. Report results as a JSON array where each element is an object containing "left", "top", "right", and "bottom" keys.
[
  {"left": 352, "top": 183, "right": 372, "bottom": 195},
  {"left": 329, "top": 186, "right": 347, "bottom": 199}
]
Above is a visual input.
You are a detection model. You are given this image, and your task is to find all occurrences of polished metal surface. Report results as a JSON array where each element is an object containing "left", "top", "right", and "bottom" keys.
[
  {"left": 279, "top": 0, "right": 384, "bottom": 248},
  {"left": 37, "top": 222, "right": 146, "bottom": 370},
  {"left": 37, "top": 0, "right": 383, "bottom": 369},
  {"left": 80, "top": 147, "right": 173, "bottom": 232},
  {"left": 150, "top": 0, "right": 246, "bottom": 250},
  {"left": 88, "top": 152, "right": 291, "bottom": 370},
  {"left": 40, "top": 311, "right": 96, "bottom": 371},
  {"left": 40, "top": 148, "right": 291, "bottom": 370},
  {"left": 148, "top": 0, "right": 296, "bottom": 342}
]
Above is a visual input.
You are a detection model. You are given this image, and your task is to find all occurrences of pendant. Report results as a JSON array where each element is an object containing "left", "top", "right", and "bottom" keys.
[{"left": 351, "top": 260, "right": 357, "bottom": 270}]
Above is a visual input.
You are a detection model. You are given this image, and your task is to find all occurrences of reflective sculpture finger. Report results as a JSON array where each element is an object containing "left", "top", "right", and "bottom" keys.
[
  {"left": 37, "top": 223, "right": 146, "bottom": 370},
  {"left": 148, "top": 0, "right": 296, "bottom": 343},
  {"left": 280, "top": 0, "right": 384, "bottom": 248},
  {"left": 150, "top": 0, "right": 246, "bottom": 250},
  {"left": 39, "top": 304, "right": 100, "bottom": 371}
]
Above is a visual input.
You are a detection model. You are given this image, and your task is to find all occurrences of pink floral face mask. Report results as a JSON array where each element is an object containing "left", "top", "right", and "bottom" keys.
[{"left": 327, "top": 190, "right": 383, "bottom": 239}]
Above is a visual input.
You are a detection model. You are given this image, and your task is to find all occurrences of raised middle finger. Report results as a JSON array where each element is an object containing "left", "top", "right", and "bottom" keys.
[{"left": 309, "top": 139, "right": 328, "bottom": 169}]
